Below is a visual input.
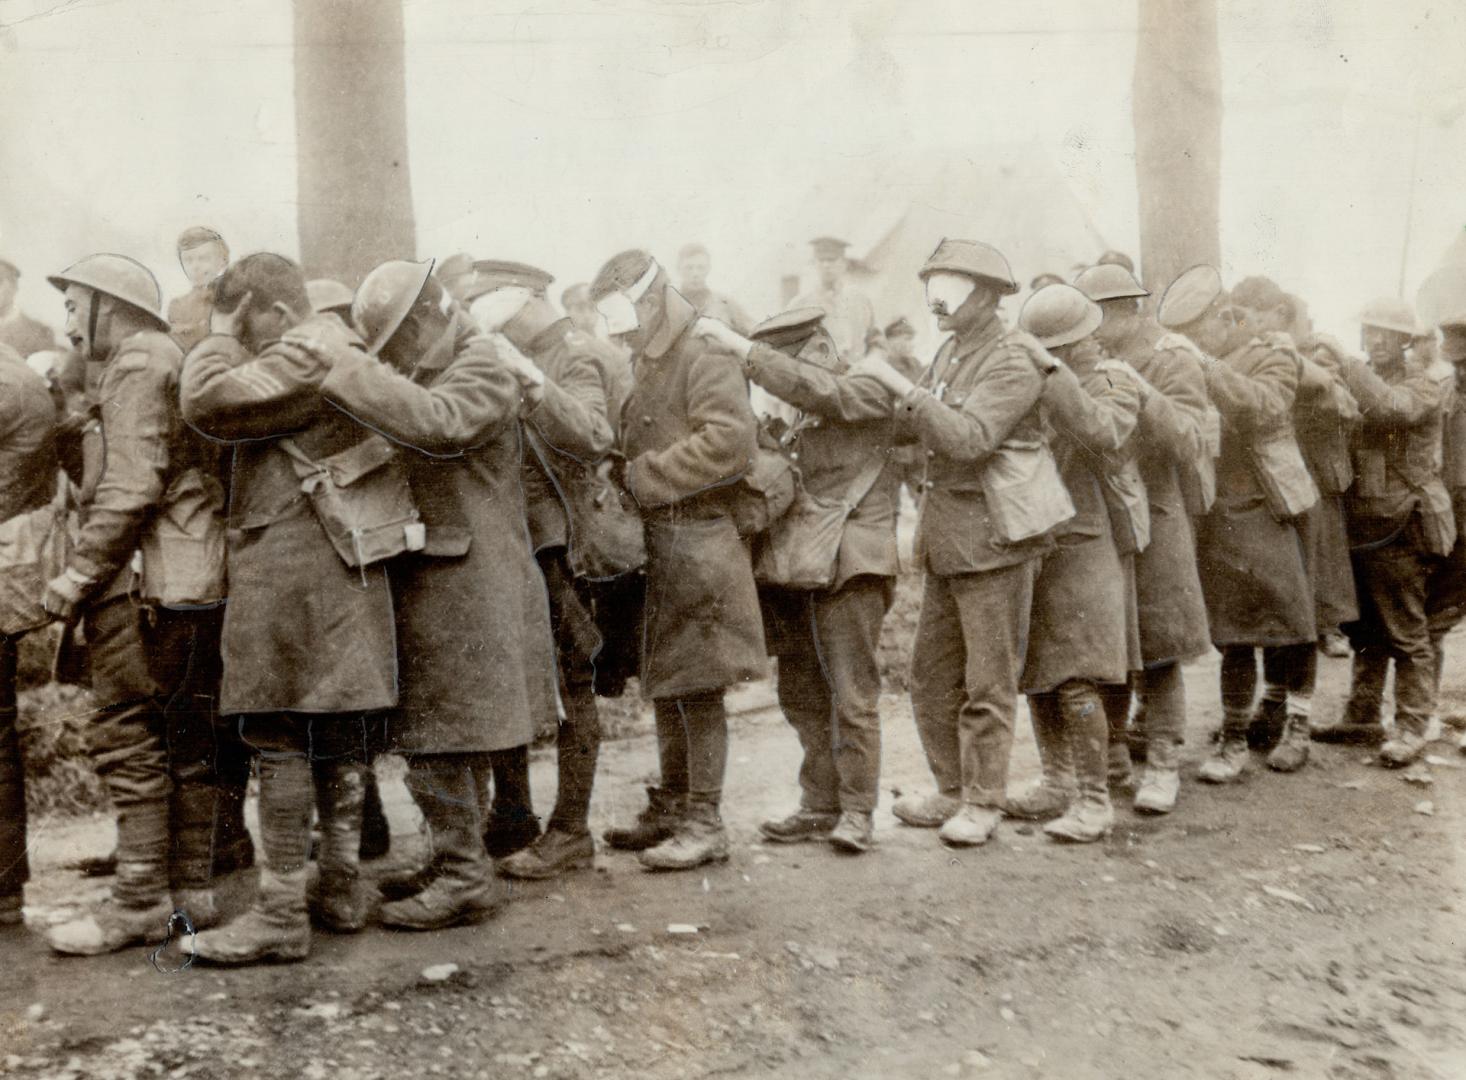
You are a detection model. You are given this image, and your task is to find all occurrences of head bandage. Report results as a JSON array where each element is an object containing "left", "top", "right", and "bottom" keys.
[
  {"left": 925, "top": 272, "right": 976, "bottom": 317},
  {"left": 469, "top": 285, "right": 532, "bottom": 332},
  {"left": 595, "top": 260, "right": 659, "bottom": 335}
]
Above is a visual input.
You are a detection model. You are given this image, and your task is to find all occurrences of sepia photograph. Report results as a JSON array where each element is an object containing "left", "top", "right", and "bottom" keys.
[{"left": 1, "top": 0, "right": 1464, "bottom": 1076}]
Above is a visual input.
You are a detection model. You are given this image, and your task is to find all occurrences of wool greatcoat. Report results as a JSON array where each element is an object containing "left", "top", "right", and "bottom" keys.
[
  {"left": 320, "top": 316, "right": 557, "bottom": 755},
  {"left": 1193, "top": 337, "right": 1316, "bottom": 647},
  {"left": 1293, "top": 371, "right": 1361, "bottom": 634},
  {"left": 1118, "top": 322, "right": 1213, "bottom": 666},
  {"left": 620, "top": 289, "right": 765, "bottom": 701},
  {"left": 180, "top": 318, "right": 399, "bottom": 717},
  {"left": 1020, "top": 356, "right": 1141, "bottom": 694}
]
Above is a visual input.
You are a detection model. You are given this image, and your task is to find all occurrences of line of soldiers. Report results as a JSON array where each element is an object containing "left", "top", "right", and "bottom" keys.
[{"left": 1, "top": 230, "right": 1462, "bottom": 969}]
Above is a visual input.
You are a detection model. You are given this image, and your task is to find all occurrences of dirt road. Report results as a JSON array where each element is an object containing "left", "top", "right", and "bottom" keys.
[{"left": 2, "top": 649, "right": 1464, "bottom": 1079}]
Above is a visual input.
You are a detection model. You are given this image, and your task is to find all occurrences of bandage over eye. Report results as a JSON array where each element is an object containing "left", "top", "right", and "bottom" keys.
[
  {"left": 595, "top": 260, "right": 659, "bottom": 336},
  {"left": 469, "top": 286, "right": 532, "bottom": 332},
  {"left": 925, "top": 272, "right": 976, "bottom": 316}
]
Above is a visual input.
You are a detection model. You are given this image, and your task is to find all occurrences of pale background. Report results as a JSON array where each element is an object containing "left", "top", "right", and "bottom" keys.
[{"left": 0, "top": 0, "right": 1463, "bottom": 343}]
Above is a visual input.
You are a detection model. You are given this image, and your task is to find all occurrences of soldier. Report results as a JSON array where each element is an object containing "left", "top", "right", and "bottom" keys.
[
  {"left": 1227, "top": 279, "right": 1358, "bottom": 763},
  {"left": 1096, "top": 250, "right": 1138, "bottom": 275},
  {"left": 0, "top": 260, "right": 59, "bottom": 357},
  {"left": 1010, "top": 284, "right": 1144, "bottom": 842},
  {"left": 40, "top": 254, "right": 229, "bottom": 955},
  {"left": 677, "top": 243, "right": 752, "bottom": 334},
  {"left": 590, "top": 250, "right": 764, "bottom": 871},
  {"left": 435, "top": 252, "right": 478, "bottom": 304},
  {"left": 0, "top": 343, "right": 57, "bottom": 925},
  {"left": 1157, "top": 266, "right": 1320, "bottom": 783},
  {"left": 851, "top": 239, "right": 1071, "bottom": 848},
  {"left": 1075, "top": 263, "right": 1211, "bottom": 815},
  {"left": 458, "top": 260, "right": 620, "bottom": 880},
  {"left": 697, "top": 309, "right": 900, "bottom": 853},
  {"left": 792, "top": 237, "right": 876, "bottom": 363},
  {"left": 167, "top": 227, "right": 229, "bottom": 351},
  {"left": 181, "top": 253, "right": 397, "bottom": 964},
  {"left": 1314, "top": 299, "right": 1455, "bottom": 766},
  {"left": 883, "top": 316, "right": 927, "bottom": 503},
  {"left": 317, "top": 259, "right": 559, "bottom": 921},
  {"left": 1426, "top": 314, "right": 1466, "bottom": 751}
]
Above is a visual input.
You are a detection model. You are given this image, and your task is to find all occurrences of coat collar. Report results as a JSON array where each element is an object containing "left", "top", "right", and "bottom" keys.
[{"left": 644, "top": 286, "right": 697, "bottom": 362}]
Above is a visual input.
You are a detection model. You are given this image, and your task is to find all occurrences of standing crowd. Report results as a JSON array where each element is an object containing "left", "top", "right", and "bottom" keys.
[{"left": 0, "top": 225, "right": 1463, "bottom": 966}]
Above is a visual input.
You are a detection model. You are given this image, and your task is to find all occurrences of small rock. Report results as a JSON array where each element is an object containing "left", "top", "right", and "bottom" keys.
[
  {"left": 962, "top": 1049, "right": 992, "bottom": 1070},
  {"left": 615, "top": 923, "right": 636, "bottom": 933},
  {"left": 1414, "top": 800, "right": 1435, "bottom": 816},
  {"left": 999, "top": 1007, "right": 1017, "bottom": 1023},
  {"left": 1424, "top": 754, "right": 1462, "bottom": 768},
  {"left": 420, "top": 964, "right": 459, "bottom": 983},
  {"left": 667, "top": 923, "right": 700, "bottom": 935},
  {"left": 807, "top": 947, "right": 840, "bottom": 971},
  {"left": 943, "top": 1064, "right": 962, "bottom": 1077},
  {"left": 293, "top": 1001, "right": 346, "bottom": 1020},
  {"left": 1401, "top": 764, "right": 1434, "bottom": 786},
  {"left": 1213, "top": 925, "right": 1230, "bottom": 937},
  {"left": 918, "top": 1010, "right": 936, "bottom": 1024},
  {"left": 1292, "top": 844, "right": 1326, "bottom": 854},
  {"left": 1338, "top": 780, "right": 1366, "bottom": 790},
  {"left": 1262, "top": 885, "right": 1316, "bottom": 912},
  {"left": 25, "top": 1004, "right": 44, "bottom": 1023}
]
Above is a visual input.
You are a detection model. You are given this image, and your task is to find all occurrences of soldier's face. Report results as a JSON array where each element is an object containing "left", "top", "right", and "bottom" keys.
[
  {"left": 62, "top": 284, "right": 97, "bottom": 357},
  {"left": 1233, "top": 302, "right": 1289, "bottom": 336},
  {"left": 679, "top": 254, "right": 710, "bottom": 291},
  {"left": 1362, "top": 324, "right": 1409, "bottom": 366},
  {"left": 817, "top": 256, "right": 846, "bottom": 289},
  {"left": 181, "top": 242, "right": 228, "bottom": 288},
  {"left": 887, "top": 332, "right": 916, "bottom": 360},
  {"left": 1441, "top": 326, "right": 1466, "bottom": 364},
  {"left": 1094, "top": 300, "right": 1136, "bottom": 349}
]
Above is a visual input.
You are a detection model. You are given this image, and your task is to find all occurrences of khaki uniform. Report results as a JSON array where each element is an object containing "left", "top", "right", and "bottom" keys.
[
  {"left": 1338, "top": 353, "right": 1456, "bottom": 735},
  {"left": 745, "top": 341, "right": 899, "bottom": 814},
  {"left": 900, "top": 315, "right": 1066, "bottom": 808},
  {"left": 168, "top": 287, "right": 213, "bottom": 352},
  {"left": 0, "top": 310, "right": 57, "bottom": 358}
]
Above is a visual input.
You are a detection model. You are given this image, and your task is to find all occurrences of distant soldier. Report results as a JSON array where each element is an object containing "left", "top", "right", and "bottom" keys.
[
  {"left": 168, "top": 227, "right": 229, "bottom": 351},
  {"left": 1314, "top": 299, "right": 1455, "bottom": 767},
  {"left": 792, "top": 237, "right": 876, "bottom": 363},
  {"left": 1096, "top": 250, "right": 1137, "bottom": 275},
  {"left": 677, "top": 243, "right": 751, "bottom": 334},
  {"left": 0, "top": 260, "right": 59, "bottom": 357},
  {"left": 562, "top": 283, "right": 601, "bottom": 336},
  {"left": 1158, "top": 266, "right": 1319, "bottom": 783},
  {"left": 852, "top": 239, "right": 1070, "bottom": 848},
  {"left": 41, "top": 254, "right": 229, "bottom": 955},
  {"left": 591, "top": 250, "right": 764, "bottom": 871},
  {"left": 698, "top": 308, "right": 900, "bottom": 853},
  {"left": 434, "top": 252, "right": 478, "bottom": 304},
  {"left": 1076, "top": 263, "right": 1211, "bottom": 815},
  {"left": 0, "top": 342, "right": 57, "bottom": 926}
]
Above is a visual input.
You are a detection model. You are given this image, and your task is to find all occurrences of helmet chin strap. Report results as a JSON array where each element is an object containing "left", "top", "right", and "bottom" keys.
[{"left": 86, "top": 291, "right": 102, "bottom": 359}]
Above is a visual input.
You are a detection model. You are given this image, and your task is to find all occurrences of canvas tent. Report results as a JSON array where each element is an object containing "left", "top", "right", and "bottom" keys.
[
  {"left": 1417, "top": 228, "right": 1466, "bottom": 329},
  {"left": 727, "top": 143, "right": 1111, "bottom": 354}
]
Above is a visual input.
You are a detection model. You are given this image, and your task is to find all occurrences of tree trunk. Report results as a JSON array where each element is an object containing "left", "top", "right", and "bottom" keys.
[
  {"left": 1132, "top": 0, "right": 1222, "bottom": 295},
  {"left": 293, "top": 0, "right": 416, "bottom": 285}
]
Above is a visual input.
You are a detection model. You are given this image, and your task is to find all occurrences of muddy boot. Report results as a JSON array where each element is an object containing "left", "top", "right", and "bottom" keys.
[
  {"left": 1133, "top": 738, "right": 1181, "bottom": 815},
  {"left": 1006, "top": 695, "right": 1075, "bottom": 822},
  {"left": 172, "top": 889, "right": 220, "bottom": 931},
  {"left": 382, "top": 756, "right": 505, "bottom": 931},
  {"left": 191, "top": 869, "right": 310, "bottom": 965},
  {"left": 759, "top": 809, "right": 838, "bottom": 843},
  {"left": 1314, "top": 651, "right": 1388, "bottom": 745},
  {"left": 1247, "top": 695, "right": 1287, "bottom": 750},
  {"left": 639, "top": 799, "right": 730, "bottom": 872},
  {"left": 892, "top": 790, "right": 961, "bottom": 828},
  {"left": 44, "top": 889, "right": 174, "bottom": 956},
  {"left": 1044, "top": 683, "right": 1114, "bottom": 844},
  {"left": 603, "top": 786, "right": 684, "bottom": 851},
  {"left": 828, "top": 811, "right": 874, "bottom": 854},
  {"left": 309, "top": 760, "right": 373, "bottom": 933},
  {"left": 1266, "top": 711, "right": 1311, "bottom": 773},
  {"left": 1380, "top": 729, "right": 1428, "bottom": 768},
  {"left": 1197, "top": 735, "right": 1250, "bottom": 783},
  {"left": 1319, "top": 632, "right": 1351, "bottom": 659},
  {"left": 937, "top": 804, "right": 1002, "bottom": 847},
  {"left": 498, "top": 827, "right": 596, "bottom": 880}
]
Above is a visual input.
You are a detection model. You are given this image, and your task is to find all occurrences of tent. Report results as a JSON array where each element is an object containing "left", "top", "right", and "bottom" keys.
[
  {"left": 1417, "top": 228, "right": 1466, "bottom": 328},
  {"left": 727, "top": 142, "right": 1112, "bottom": 354}
]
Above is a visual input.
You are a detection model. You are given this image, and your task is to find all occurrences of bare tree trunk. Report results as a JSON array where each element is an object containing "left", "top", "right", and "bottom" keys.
[
  {"left": 1132, "top": 0, "right": 1222, "bottom": 294},
  {"left": 293, "top": 0, "right": 416, "bottom": 285}
]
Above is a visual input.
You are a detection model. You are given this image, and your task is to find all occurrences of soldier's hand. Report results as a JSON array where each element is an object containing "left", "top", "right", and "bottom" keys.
[
  {"left": 848, "top": 347, "right": 911, "bottom": 396},
  {"left": 694, "top": 317, "right": 752, "bottom": 360},
  {"left": 42, "top": 570, "right": 89, "bottom": 622},
  {"left": 209, "top": 294, "right": 249, "bottom": 339},
  {"left": 1297, "top": 356, "right": 1334, "bottom": 394},
  {"left": 486, "top": 334, "right": 548, "bottom": 397}
]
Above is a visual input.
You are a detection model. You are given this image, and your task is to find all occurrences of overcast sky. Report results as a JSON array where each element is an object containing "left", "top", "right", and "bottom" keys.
[{"left": 1, "top": 0, "right": 1463, "bottom": 340}]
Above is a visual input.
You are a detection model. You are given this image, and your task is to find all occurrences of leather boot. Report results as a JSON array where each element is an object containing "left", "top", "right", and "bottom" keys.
[
  {"left": 1266, "top": 711, "right": 1311, "bottom": 772},
  {"left": 1006, "top": 695, "right": 1076, "bottom": 822},
  {"left": 1133, "top": 737, "right": 1181, "bottom": 815},
  {"left": 760, "top": 809, "right": 839, "bottom": 843},
  {"left": 1044, "top": 683, "right": 1114, "bottom": 844},
  {"left": 44, "top": 887, "right": 174, "bottom": 956},
  {"left": 190, "top": 869, "right": 310, "bottom": 965},
  {"left": 828, "top": 811, "right": 875, "bottom": 854},
  {"left": 498, "top": 827, "right": 596, "bottom": 880},
  {"left": 892, "top": 790, "right": 961, "bottom": 828},
  {"left": 1314, "top": 651, "right": 1389, "bottom": 744},
  {"left": 309, "top": 760, "right": 373, "bottom": 932},
  {"left": 603, "top": 786, "right": 684, "bottom": 850},
  {"left": 639, "top": 798, "right": 730, "bottom": 871}
]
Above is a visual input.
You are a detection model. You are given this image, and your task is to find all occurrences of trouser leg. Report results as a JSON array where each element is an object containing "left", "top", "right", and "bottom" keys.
[
  {"left": 908, "top": 573, "right": 967, "bottom": 797},
  {"left": 664, "top": 691, "right": 727, "bottom": 809},
  {"left": 489, "top": 745, "right": 534, "bottom": 821},
  {"left": 814, "top": 578, "right": 889, "bottom": 815},
  {"left": 548, "top": 682, "right": 602, "bottom": 833},
  {"left": 0, "top": 634, "right": 27, "bottom": 900},
  {"left": 1055, "top": 680, "right": 1110, "bottom": 806},
  {"left": 88, "top": 698, "right": 171, "bottom": 907},
  {"left": 1097, "top": 680, "right": 1133, "bottom": 757},
  {"left": 406, "top": 753, "right": 491, "bottom": 883},
  {"left": 950, "top": 561, "right": 1037, "bottom": 808},
  {"left": 1218, "top": 645, "right": 1257, "bottom": 739},
  {"left": 652, "top": 697, "right": 692, "bottom": 796},
  {"left": 1139, "top": 662, "right": 1186, "bottom": 764},
  {"left": 776, "top": 637, "right": 839, "bottom": 815}
]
